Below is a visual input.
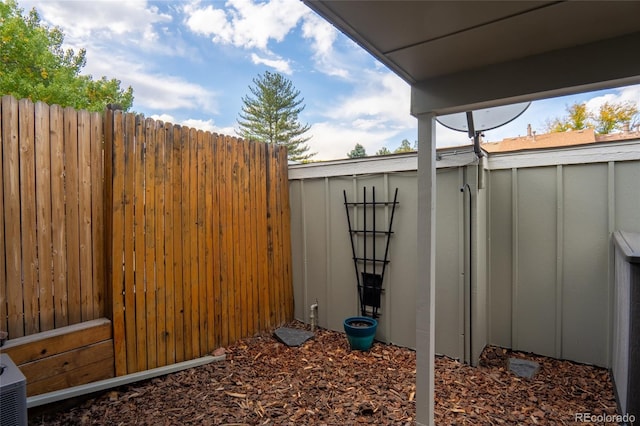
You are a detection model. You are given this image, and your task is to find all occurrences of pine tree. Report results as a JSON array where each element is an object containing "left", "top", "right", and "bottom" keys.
[
  {"left": 394, "top": 139, "right": 415, "bottom": 153},
  {"left": 237, "top": 71, "right": 314, "bottom": 162},
  {"left": 347, "top": 143, "right": 367, "bottom": 158}
]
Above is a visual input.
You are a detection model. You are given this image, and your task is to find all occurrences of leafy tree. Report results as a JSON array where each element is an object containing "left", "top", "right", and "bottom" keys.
[
  {"left": 376, "top": 146, "right": 391, "bottom": 156},
  {"left": 546, "top": 101, "right": 638, "bottom": 134},
  {"left": 0, "top": 0, "right": 133, "bottom": 111},
  {"left": 394, "top": 139, "right": 415, "bottom": 153},
  {"left": 347, "top": 143, "right": 367, "bottom": 158},
  {"left": 545, "top": 102, "right": 589, "bottom": 132},
  {"left": 237, "top": 71, "right": 314, "bottom": 162},
  {"left": 595, "top": 101, "right": 638, "bottom": 134}
]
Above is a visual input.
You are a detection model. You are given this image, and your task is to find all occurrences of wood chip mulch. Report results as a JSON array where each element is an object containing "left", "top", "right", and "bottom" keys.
[{"left": 30, "top": 321, "right": 618, "bottom": 425}]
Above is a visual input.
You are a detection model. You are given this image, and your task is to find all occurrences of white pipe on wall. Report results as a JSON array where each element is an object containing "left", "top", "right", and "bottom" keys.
[{"left": 310, "top": 301, "right": 319, "bottom": 331}]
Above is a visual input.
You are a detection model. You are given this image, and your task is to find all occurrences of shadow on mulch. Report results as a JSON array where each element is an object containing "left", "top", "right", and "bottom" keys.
[{"left": 30, "top": 322, "right": 618, "bottom": 425}]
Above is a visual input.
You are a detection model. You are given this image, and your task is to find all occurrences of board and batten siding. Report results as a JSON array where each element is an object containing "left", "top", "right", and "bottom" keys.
[
  {"left": 488, "top": 142, "right": 640, "bottom": 367},
  {"left": 289, "top": 153, "right": 472, "bottom": 361},
  {"left": 291, "top": 141, "right": 640, "bottom": 368}
]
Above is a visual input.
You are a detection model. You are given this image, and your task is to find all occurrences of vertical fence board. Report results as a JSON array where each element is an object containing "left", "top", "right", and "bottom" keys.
[
  {"left": 64, "top": 107, "right": 81, "bottom": 325},
  {"left": 280, "top": 147, "right": 294, "bottom": 320},
  {"left": 142, "top": 118, "right": 156, "bottom": 370},
  {"left": 50, "top": 105, "right": 68, "bottom": 328},
  {"left": 134, "top": 116, "right": 148, "bottom": 372},
  {"left": 0, "top": 98, "right": 6, "bottom": 334},
  {"left": 238, "top": 141, "right": 248, "bottom": 338},
  {"left": 272, "top": 146, "right": 282, "bottom": 324},
  {"left": 275, "top": 146, "right": 285, "bottom": 324},
  {"left": 249, "top": 141, "right": 259, "bottom": 334},
  {"left": 189, "top": 128, "right": 200, "bottom": 357},
  {"left": 78, "top": 111, "right": 94, "bottom": 322},
  {"left": 180, "top": 126, "right": 193, "bottom": 361},
  {"left": 220, "top": 136, "right": 235, "bottom": 345},
  {"left": 163, "top": 123, "right": 176, "bottom": 364},
  {"left": 267, "top": 145, "right": 277, "bottom": 326},
  {"left": 211, "top": 135, "right": 222, "bottom": 348},
  {"left": 34, "top": 102, "right": 54, "bottom": 331},
  {"left": 257, "top": 142, "right": 270, "bottom": 330},
  {"left": 18, "top": 99, "right": 38, "bottom": 335},
  {"left": 244, "top": 141, "right": 254, "bottom": 336},
  {"left": 3, "top": 96, "right": 22, "bottom": 338},
  {"left": 154, "top": 120, "right": 166, "bottom": 367},
  {"left": 230, "top": 138, "right": 241, "bottom": 342},
  {"left": 91, "top": 113, "right": 105, "bottom": 319},
  {"left": 172, "top": 126, "right": 184, "bottom": 363},
  {"left": 123, "top": 113, "right": 137, "bottom": 373},
  {"left": 218, "top": 136, "right": 230, "bottom": 347},
  {"left": 103, "top": 108, "right": 113, "bottom": 324},
  {"left": 109, "top": 110, "right": 127, "bottom": 376},
  {"left": 203, "top": 132, "right": 215, "bottom": 352},
  {"left": 196, "top": 130, "right": 207, "bottom": 353}
]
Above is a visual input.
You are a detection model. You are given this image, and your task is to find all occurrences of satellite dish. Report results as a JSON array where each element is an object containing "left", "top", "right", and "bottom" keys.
[
  {"left": 436, "top": 102, "right": 531, "bottom": 157},
  {"left": 436, "top": 102, "right": 531, "bottom": 133}
]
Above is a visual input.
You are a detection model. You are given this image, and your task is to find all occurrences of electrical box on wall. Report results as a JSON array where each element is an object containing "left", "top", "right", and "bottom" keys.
[{"left": 0, "top": 353, "right": 27, "bottom": 426}]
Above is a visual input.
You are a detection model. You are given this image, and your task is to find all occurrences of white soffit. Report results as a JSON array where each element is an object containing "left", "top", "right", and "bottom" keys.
[
  {"left": 304, "top": 1, "right": 640, "bottom": 83},
  {"left": 304, "top": 1, "right": 640, "bottom": 111}
]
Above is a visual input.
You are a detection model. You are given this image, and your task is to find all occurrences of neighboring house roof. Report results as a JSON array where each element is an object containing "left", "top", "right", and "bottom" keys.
[{"left": 482, "top": 125, "right": 640, "bottom": 153}]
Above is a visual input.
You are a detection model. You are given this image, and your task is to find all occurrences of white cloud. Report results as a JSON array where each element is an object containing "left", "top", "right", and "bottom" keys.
[
  {"left": 250, "top": 53, "right": 292, "bottom": 75},
  {"left": 308, "top": 122, "right": 401, "bottom": 160},
  {"left": 149, "top": 114, "right": 235, "bottom": 136},
  {"left": 324, "top": 71, "right": 415, "bottom": 128},
  {"left": 301, "top": 13, "right": 349, "bottom": 79},
  {"left": 82, "top": 51, "right": 218, "bottom": 115},
  {"left": 303, "top": 70, "right": 421, "bottom": 159},
  {"left": 184, "top": 0, "right": 308, "bottom": 50},
  {"left": 149, "top": 113, "right": 176, "bottom": 123},
  {"left": 184, "top": 3, "right": 232, "bottom": 41},
  {"left": 181, "top": 119, "right": 235, "bottom": 136},
  {"left": 22, "top": 0, "right": 171, "bottom": 41},
  {"left": 585, "top": 84, "right": 640, "bottom": 115}
]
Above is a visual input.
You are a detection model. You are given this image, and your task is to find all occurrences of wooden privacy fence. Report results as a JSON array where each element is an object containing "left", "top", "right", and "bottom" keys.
[
  {"left": 105, "top": 109, "right": 293, "bottom": 376},
  {"left": 0, "top": 96, "right": 105, "bottom": 338},
  {"left": 0, "top": 95, "right": 293, "bottom": 382}
]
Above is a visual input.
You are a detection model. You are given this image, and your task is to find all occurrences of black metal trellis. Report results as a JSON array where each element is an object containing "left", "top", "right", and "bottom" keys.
[{"left": 343, "top": 186, "right": 399, "bottom": 318}]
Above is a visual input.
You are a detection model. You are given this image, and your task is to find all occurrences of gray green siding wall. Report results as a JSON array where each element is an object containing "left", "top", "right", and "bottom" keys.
[{"left": 290, "top": 145, "right": 640, "bottom": 367}]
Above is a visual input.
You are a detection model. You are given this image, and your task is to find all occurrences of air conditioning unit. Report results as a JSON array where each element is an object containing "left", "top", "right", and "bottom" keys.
[{"left": 0, "top": 353, "right": 27, "bottom": 426}]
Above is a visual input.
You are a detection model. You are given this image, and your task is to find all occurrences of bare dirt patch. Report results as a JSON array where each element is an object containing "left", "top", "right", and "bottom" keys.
[{"left": 30, "top": 322, "right": 617, "bottom": 425}]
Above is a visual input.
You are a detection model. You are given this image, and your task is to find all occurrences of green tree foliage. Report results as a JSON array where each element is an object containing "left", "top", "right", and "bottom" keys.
[
  {"left": 546, "top": 101, "right": 638, "bottom": 134},
  {"left": 595, "top": 101, "right": 638, "bottom": 134},
  {"left": 0, "top": 0, "right": 133, "bottom": 111},
  {"left": 347, "top": 143, "right": 367, "bottom": 158},
  {"left": 546, "top": 102, "right": 589, "bottom": 132},
  {"left": 237, "top": 71, "right": 313, "bottom": 162},
  {"left": 376, "top": 146, "right": 391, "bottom": 156},
  {"left": 394, "top": 139, "right": 415, "bottom": 153}
]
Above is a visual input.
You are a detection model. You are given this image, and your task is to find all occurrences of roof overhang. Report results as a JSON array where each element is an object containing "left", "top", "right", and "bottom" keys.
[{"left": 304, "top": 1, "right": 640, "bottom": 114}]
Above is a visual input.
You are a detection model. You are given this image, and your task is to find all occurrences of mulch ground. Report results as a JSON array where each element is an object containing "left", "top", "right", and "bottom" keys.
[{"left": 30, "top": 321, "right": 618, "bottom": 425}]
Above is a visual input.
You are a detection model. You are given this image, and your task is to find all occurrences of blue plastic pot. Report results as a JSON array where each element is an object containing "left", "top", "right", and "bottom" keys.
[{"left": 343, "top": 316, "right": 378, "bottom": 351}]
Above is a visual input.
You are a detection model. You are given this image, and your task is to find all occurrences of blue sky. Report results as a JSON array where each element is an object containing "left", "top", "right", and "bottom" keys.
[{"left": 20, "top": 0, "right": 640, "bottom": 160}]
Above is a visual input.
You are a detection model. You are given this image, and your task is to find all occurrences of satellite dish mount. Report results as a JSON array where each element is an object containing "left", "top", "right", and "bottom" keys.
[{"left": 437, "top": 102, "right": 531, "bottom": 157}]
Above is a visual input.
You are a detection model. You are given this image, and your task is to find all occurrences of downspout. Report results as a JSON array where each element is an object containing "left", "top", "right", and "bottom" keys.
[
  {"left": 460, "top": 183, "right": 473, "bottom": 364},
  {"left": 463, "top": 112, "right": 481, "bottom": 365}
]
